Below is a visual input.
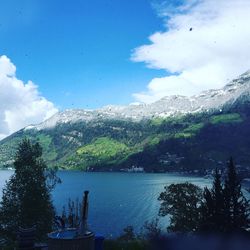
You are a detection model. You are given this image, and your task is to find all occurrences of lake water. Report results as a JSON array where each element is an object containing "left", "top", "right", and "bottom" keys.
[{"left": 0, "top": 170, "right": 215, "bottom": 237}]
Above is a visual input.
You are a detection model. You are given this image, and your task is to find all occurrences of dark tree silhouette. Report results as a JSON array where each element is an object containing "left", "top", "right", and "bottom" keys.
[
  {"left": 0, "top": 139, "right": 56, "bottom": 240},
  {"left": 200, "top": 158, "right": 250, "bottom": 233},
  {"left": 200, "top": 187, "right": 214, "bottom": 231},
  {"left": 200, "top": 169, "right": 225, "bottom": 232},
  {"left": 158, "top": 182, "right": 203, "bottom": 232},
  {"left": 159, "top": 158, "right": 249, "bottom": 234},
  {"left": 212, "top": 169, "right": 225, "bottom": 229},
  {"left": 223, "top": 157, "right": 250, "bottom": 232}
]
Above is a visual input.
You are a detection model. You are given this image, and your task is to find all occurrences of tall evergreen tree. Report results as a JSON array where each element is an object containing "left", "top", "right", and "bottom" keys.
[
  {"left": 201, "top": 159, "right": 250, "bottom": 233},
  {"left": 200, "top": 187, "right": 214, "bottom": 231},
  {"left": 212, "top": 168, "right": 225, "bottom": 231},
  {"left": 223, "top": 157, "right": 250, "bottom": 232},
  {"left": 200, "top": 169, "right": 225, "bottom": 232},
  {"left": 0, "top": 139, "right": 56, "bottom": 240}
]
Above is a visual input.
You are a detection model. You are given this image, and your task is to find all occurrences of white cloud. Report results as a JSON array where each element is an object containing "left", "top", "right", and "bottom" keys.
[
  {"left": 132, "top": 0, "right": 250, "bottom": 103},
  {"left": 0, "top": 55, "right": 58, "bottom": 139}
]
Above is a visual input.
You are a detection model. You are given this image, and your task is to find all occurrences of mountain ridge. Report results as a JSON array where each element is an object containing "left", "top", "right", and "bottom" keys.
[{"left": 23, "top": 70, "right": 250, "bottom": 131}]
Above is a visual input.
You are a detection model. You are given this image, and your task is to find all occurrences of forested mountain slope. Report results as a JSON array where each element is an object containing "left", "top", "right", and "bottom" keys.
[{"left": 1, "top": 71, "right": 250, "bottom": 174}]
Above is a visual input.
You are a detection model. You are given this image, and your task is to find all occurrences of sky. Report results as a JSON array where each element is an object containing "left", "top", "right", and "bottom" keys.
[{"left": 1, "top": 0, "right": 250, "bottom": 138}]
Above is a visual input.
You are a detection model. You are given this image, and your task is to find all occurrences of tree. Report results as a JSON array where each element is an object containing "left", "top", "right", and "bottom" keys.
[
  {"left": 200, "top": 169, "right": 226, "bottom": 232},
  {"left": 200, "top": 187, "right": 214, "bottom": 231},
  {"left": 200, "top": 158, "right": 250, "bottom": 233},
  {"left": 0, "top": 139, "right": 57, "bottom": 240},
  {"left": 223, "top": 157, "right": 250, "bottom": 232},
  {"left": 158, "top": 182, "right": 203, "bottom": 232}
]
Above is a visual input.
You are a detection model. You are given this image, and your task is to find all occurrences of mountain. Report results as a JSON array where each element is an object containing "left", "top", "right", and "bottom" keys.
[
  {"left": 25, "top": 70, "right": 250, "bottom": 130},
  {"left": 1, "top": 71, "right": 250, "bottom": 175}
]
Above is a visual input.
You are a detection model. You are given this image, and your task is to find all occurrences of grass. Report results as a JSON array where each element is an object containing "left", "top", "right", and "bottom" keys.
[
  {"left": 184, "top": 123, "right": 204, "bottom": 133},
  {"left": 62, "top": 137, "right": 133, "bottom": 169},
  {"left": 210, "top": 113, "right": 243, "bottom": 124},
  {"left": 77, "top": 137, "right": 129, "bottom": 160},
  {"left": 141, "top": 134, "right": 167, "bottom": 147},
  {"left": 174, "top": 132, "right": 193, "bottom": 139},
  {"left": 37, "top": 134, "right": 52, "bottom": 151},
  {"left": 150, "top": 117, "right": 166, "bottom": 126},
  {"left": 36, "top": 134, "right": 57, "bottom": 162}
]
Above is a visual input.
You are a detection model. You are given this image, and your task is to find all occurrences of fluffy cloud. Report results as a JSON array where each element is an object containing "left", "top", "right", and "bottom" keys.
[
  {"left": 132, "top": 0, "right": 250, "bottom": 103},
  {"left": 0, "top": 55, "right": 58, "bottom": 139}
]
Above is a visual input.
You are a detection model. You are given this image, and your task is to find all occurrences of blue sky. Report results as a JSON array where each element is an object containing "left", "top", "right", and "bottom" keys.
[{"left": 0, "top": 0, "right": 166, "bottom": 109}]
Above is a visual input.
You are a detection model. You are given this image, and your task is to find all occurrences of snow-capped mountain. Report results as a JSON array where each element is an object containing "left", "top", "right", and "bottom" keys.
[{"left": 26, "top": 71, "right": 250, "bottom": 131}]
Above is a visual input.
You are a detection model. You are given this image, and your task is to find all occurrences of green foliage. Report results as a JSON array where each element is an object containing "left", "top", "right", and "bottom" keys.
[
  {"left": 200, "top": 158, "right": 249, "bottom": 232},
  {"left": 0, "top": 137, "right": 23, "bottom": 168},
  {"left": 174, "top": 132, "right": 193, "bottom": 138},
  {"left": 0, "top": 139, "right": 57, "bottom": 240},
  {"left": 0, "top": 133, "right": 57, "bottom": 168},
  {"left": 158, "top": 161, "right": 250, "bottom": 234},
  {"left": 223, "top": 158, "right": 250, "bottom": 232},
  {"left": 65, "top": 137, "right": 131, "bottom": 170},
  {"left": 183, "top": 122, "right": 204, "bottom": 133},
  {"left": 210, "top": 113, "right": 243, "bottom": 124},
  {"left": 124, "top": 109, "right": 250, "bottom": 173},
  {"left": 150, "top": 117, "right": 166, "bottom": 126},
  {"left": 36, "top": 134, "right": 52, "bottom": 150},
  {"left": 158, "top": 182, "right": 203, "bottom": 232},
  {"left": 77, "top": 137, "right": 129, "bottom": 158},
  {"left": 200, "top": 169, "right": 225, "bottom": 232},
  {"left": 158, "top": 159, "right": 250, "bottom": 234},
  {"left": 36, "top": 134, "right": 57, "bottom": 162},
  {"left": 1, "top": 106, "right": 250, "bottom": 172},
  {"left": 141, "top": 134, "right": 167, "bottom": 147}
]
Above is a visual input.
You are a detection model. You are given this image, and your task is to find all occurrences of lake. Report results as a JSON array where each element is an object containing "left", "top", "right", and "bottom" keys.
[{"left": 0, "top": 170, "right": 215, "bottom": 237}]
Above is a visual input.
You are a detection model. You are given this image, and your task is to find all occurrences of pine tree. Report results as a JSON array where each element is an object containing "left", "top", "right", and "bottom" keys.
[
  {"left": 200, "top": 187, "right": 214, "bottom": 231},
  {"left": 223, "top": 157, "right": 250, "bottom": 232},
  {"left": 212, "top": 168, "right": 225, "bottom": 231},
  {"left": 200, "top": 169, "right": 225, "bottom": 232},
  {"left": 0, "top": 139, "right": 56, "bottom": 240},
  {"left": 201, "top": 159, "right": 250, "bottom": 233}
]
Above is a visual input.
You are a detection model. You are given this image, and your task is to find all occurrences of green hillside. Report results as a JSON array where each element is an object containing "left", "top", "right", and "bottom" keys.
[
  {"left": 0, "top": 103, "right": 250, "bottom": 174},
  {"left": 64, "top": 137, "right": 131, "bottom": 170}
]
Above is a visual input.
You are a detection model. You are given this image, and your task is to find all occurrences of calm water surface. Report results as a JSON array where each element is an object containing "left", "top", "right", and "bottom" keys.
[{"left": 0, "top": 170, "right": 213, "bottom": 237}]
